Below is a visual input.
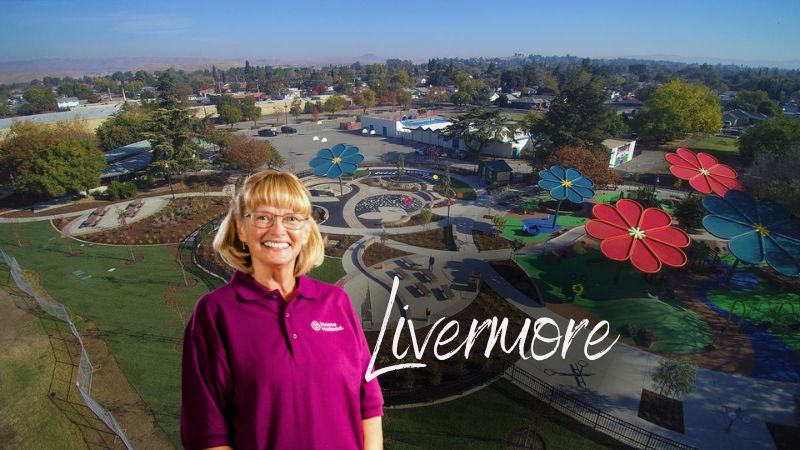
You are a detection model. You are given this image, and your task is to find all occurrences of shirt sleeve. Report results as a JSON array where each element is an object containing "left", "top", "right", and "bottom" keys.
[
  {"left": 180, "top": 297, "right": 233, "bottom": 450},
  {"left": 346, "top": 291, "right": 384, "bottom": 419}
]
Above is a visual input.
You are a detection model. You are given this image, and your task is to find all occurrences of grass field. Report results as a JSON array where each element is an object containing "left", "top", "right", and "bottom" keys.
[
  {"left": 690, "top": 135, "right": 739, "bottom": 154},
  {"left": 0, "top": 287, "right": 86, "bottom": 449},
  {"left": 516, "top": 251, "right": 712, "bottom": 353},
  {"left": 385, "top": 379, "right": 627, "bottom": 449},
  {"left": 308, "top": 256, "right": 346, "bottom": 284}
]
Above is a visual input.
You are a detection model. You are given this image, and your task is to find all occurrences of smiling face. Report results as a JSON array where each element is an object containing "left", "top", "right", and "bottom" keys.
[{"left": 237, "top": 205, "right": 310, "bottom": 274}]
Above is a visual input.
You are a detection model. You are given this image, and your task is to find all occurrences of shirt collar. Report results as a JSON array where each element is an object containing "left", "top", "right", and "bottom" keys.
[{"left": 230, "top": 271, "right": 318, "bottom": 302}]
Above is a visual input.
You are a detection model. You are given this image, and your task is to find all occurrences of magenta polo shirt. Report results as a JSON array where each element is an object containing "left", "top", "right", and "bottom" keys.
[{"left": 180, "top": 271, "right": 383, "bottom": 450}]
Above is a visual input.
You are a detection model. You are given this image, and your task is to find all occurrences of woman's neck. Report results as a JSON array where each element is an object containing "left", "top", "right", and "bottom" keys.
[{"left": 252, "top": 266, "right": 297, "bottom": 301}]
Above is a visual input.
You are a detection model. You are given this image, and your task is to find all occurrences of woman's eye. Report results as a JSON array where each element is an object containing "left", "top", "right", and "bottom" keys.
[
  {"left": 257, "top": 215, "right": 270, "bottom": 222},
  {"left": 286, "top": 216, "right": 299, "bottom": 223}
]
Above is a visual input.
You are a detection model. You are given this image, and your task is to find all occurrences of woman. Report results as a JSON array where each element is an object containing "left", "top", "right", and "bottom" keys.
[{"left": 181, "top": 170, "right": 383, "bottom": 450}]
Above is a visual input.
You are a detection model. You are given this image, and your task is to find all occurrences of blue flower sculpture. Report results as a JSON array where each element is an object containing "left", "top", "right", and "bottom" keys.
[
  {"left": 702, "top": 190, "right": 800, "bottom": 277},
  {"left": 538, "top": 166, "right": 595, "bottom": 203},
  {"left": 310, "top": 144, "right": 364, "bottom": 178}
]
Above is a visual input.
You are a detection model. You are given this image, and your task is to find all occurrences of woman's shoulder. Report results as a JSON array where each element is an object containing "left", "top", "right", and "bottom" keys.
[
  {"left": 193, "top": 280, "right": 238, "bottom": 315},
  {"left": 298, "top": 275, "right": 349, "bottom": 303}
]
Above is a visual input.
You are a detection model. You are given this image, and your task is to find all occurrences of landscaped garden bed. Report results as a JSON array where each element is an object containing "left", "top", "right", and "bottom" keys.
[
  {"left": 362, "top": 243, "right": 411, "bottom": 268},
  {"left": 389, "top": 227, "right": 451, "bottom": 251},
  {"left": 77, "top": 197, "right": 229, "bottom": 245},
  {"left": 474, "top": 229, "right": 511, "bottom": 250},
  {"left": 321, "top": 233, "right": 362, "bottom": 258},
  {"left": 637, "top": 389, "right": 684, "bottom": 433}
]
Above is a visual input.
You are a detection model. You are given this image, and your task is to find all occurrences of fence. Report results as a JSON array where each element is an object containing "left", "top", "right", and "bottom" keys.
[
  {"left": 1, "top": 249, "right": 134, "bottom": 450},
  {"left": 504, "top": 364, "right": 696, "bottom": 450}
]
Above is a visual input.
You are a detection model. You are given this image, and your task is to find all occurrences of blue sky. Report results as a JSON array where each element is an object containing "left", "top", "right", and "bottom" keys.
[{"left": 2, "top": 0, "right": 799, "bottom": 66}]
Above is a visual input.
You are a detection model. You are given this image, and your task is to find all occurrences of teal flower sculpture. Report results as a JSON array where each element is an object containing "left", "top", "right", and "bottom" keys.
[
  {"left": 310, "top": 143, "right": 364, "bottom": 178},
  {"left": 702, "top": 190, "right": 800, "bottom": 277},
  {"left": 538, "top": 166, "right": 595, "bottom": 203}
]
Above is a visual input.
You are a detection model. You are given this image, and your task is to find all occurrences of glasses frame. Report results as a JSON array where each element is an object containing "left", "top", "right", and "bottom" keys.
[{"left": 244, "top": 212, "right": 309, "bottom": 230}]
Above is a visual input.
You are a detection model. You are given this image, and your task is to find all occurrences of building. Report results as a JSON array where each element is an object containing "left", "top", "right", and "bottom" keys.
[
  {"left": 101, "top": 140, "right": 153, "bottom": 180},
  {"left": 723, "top": 109, "right": 767, "bottom": 128},
  {"left": 603, "top": 138, "right": 637, "bottom": 168},
  {"left": 360, "top": 113, "right": 532, "bottom": 158},
  {"left": 479, "top": 159, "right": 513, "bottom": 184},
  {"left": 56, "top": 96, "right": 80, "bottom": 110}
]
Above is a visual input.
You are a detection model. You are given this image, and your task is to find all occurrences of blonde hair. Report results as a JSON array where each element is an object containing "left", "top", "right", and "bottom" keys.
[{"left": 213, "top": 170, "right": 325, "bottom": 276}]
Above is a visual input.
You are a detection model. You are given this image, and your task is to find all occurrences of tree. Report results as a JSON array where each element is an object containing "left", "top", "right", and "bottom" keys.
[
  {"left": 450, "top": 91, "right": 472, "bottom": 106},
  {"left": 0, "top": 121, "right": 106, "bottom": 199},
  {"left": 219, "top": 104, "right": 243, "bottom": 127},
  {"left": 673, "top": 195, "right": 705, "bottom": 231},
  {"left": 492, "top": 215, "right": 508, "bottom": 236},
  {"left": 651, "top": 359, "right": 696, "bottom": 399},
  {"left": 95, "top": 104, "right": 149, "bottom": 150},
  {"left": 241, "top": 96, "right": 261, "bottom": 127},
  {"left": 531, "top": 68, "right": 622, "bottom": 153},
  {"left": 739, "top": 117, "right": 800, "bottom": 165},
  {"left": 396, "top": 154, "right": 405, "bottom": 181},
  {"left": 419, "top": 207, "right": 433, "bottom": 230},
  {"left": 323, "top": 95, "right": 346, "bottom": 115},
  {"left": 19, "top": 86, "right": 57, "bottom": 114},
  {"left": 353, "top": 88, "right": 377, "bottom": 113},
  {"left": 143, "top": 107, "right": 197, "bottom": 171},
  {"left": 511, "top": 238, "right": 525, "bottom": 257},
  {"left": 290, "top": 99, "right": 303, "bottom": 121},
  {"left": 222, "top": 134, "right": 283, "bottom": 173},
  {"left": 440, "top": 108, "right": 516, "bottom": 158},
  {"left": 742, "top": 143, "right": 800, "bottom": 218},
  {"left": 546, "top": 145, "right": 621, "bottom": 187},
  {"left": 57, "top": 82, "right": 99, "bottom": 103},
  {"left": 635, "top": 79, "right": 721, "bottom": 143},
  {"left": 395, "top": 90, "right": 413, "bottom": 109},
  {"left": 494, "top": 94, "right": 509, "bottom": 107}
]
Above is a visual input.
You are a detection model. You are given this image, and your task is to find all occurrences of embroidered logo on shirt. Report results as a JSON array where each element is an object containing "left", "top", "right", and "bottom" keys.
[{"left": 310, "top": 320, "right": 343, "bottom": 332}]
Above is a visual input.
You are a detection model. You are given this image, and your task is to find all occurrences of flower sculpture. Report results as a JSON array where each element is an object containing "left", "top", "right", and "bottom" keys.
[
  {"left": 586, "top": 199, "right": 691, "bottom": 273},
  {"left": 538, "top": 165, "right": 595, "bottom": 203},
  {"left": 702, "top": 190, "right": 800, "bottom": 277},
  {"left": 309, "top": 143, "right": 364, "bottom": 195},
  {"left": 665, "top": 148, "right": 742, "bottom": 197}
]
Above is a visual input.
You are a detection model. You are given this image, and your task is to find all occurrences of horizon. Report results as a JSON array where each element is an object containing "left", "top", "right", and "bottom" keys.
[{"left": 2, "top": 0, "right": 799, "bottom": 70}]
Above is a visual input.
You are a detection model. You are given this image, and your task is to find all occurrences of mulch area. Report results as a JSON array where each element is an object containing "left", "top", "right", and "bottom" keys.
[
  {"left": 638, "top": 389, "right": 684, "bottom": 433},
  {"left": 362, "top": 243, "right": 411, "bottom": 268},
  {"left": 77, "top": 197, "right": 229, "bottom": 245},
  {"left": 389, "top": 228, "right": 450, "bottom": 251},
  {"left": 384, "top": 212, "right": 445, "bottom": 228},
  {"left": 3, "top": 199, "right": 113, "bottom": 218},
  {"left": 664, "top": 272, "right": 755, "bottom": 376},
  {"left": 473, "top": 230, "right": 511, "bottom": 250}
]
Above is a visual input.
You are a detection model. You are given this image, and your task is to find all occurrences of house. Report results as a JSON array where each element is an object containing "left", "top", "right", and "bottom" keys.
[
  {"left": 607, "top": 98, "right": 644, "bottom": 116},
  {"left": 479, "top": 159, "right": 513, "bottom": 184},
  {"left": 101, "top": 140, "right": 153, "bottom": 180},
  {"left": 56, "top": 96, "right": 80, "bottom": 110},
  {"left": 489, "top": 92, "right": 519, "bottom": 103},
  {"left": 603, "top": 138, "right": 637, "bottom": 168},
  {"left": 508, "top": 94, "right": 554, "bottom": 110},
  {"left": 723, "top": 109, "right": 767, "bottom": 128}
]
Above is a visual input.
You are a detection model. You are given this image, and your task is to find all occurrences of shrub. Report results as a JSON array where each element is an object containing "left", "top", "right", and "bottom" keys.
[{"left": 105, "top": 180, "right": 138, "bottom": 201}]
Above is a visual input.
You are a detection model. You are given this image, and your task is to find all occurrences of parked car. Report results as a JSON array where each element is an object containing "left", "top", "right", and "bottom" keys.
[
  {"left": 280, "top": 126, "right": 297, "bottom": 134},
  {"left": 258, "top": 128, "right": 278, "bottom": 137}
]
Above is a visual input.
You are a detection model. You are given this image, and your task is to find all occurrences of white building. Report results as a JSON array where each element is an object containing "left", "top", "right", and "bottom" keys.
[
  {"left": 603, "top": 138, "right": 637, "bottom": 168},
  {"left": 360, "top": 113, "right": 532, "bottom": 158}
]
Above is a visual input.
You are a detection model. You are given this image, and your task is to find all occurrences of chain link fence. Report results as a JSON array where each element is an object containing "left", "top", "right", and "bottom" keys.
[{"left": 1, "top": 249, "right": 134, "bottom": 450}]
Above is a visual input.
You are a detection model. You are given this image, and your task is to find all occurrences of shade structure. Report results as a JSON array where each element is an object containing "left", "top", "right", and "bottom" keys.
[
  {"left": 538, "top": 165, "right": 595, "bottom": 204},
  {"left": 702, "top": 190, "right": 800, "bottom": 277},
  {"left": 665, "top": 147, "right": 742, "bottom": 197},
  {"left": 309, "top": 143, "right": 364, "bottom": 178},
  {"left": 586, "top": 199, "right": 691, "bottom": 274}
]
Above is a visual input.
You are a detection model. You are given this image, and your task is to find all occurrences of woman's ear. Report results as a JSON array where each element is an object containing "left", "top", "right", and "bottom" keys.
[{"left": 236, "top": 219, "right": 247, "bottom": 246}]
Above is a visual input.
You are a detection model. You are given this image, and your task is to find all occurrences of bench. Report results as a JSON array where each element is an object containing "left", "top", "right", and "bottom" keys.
[
  {"left": 402, "top": 256, "right": 420, "bottom": 268},
  {"left": 440, "top": 284, "right": 455, "bottom": 300},
  {"left": 394, "top": 267, "right": 409, "bottom": 280},
  {"left": 420, "top": 268, "right": 437, "bottom": 282},
  {"left": 415, "top": 282, "right": 431, "bottom": 297}
]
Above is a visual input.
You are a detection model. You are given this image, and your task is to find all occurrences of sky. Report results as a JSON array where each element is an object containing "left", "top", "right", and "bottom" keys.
[{"left": 2, "top": 0, "right": 799, "bottom": 66}]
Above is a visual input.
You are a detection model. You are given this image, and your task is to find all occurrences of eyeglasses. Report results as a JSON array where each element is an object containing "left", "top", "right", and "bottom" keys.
[{"left": 244, "top": 212, "right": 308, "bottom": 230}]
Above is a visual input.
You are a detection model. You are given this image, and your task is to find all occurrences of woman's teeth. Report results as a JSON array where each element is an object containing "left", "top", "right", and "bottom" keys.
[{"left": 262, "top": 242, "right": 290, "bottom": 249}]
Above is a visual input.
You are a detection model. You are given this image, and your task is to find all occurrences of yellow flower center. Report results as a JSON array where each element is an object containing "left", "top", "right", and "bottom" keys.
[
  {"left": 332, "top": 156, "right": 342, "bottom": 164},
  {"left": 753, "top": 223, "right": 769, "bottom": 236},
  {"left": 628, "top": 227, "right": 647, "bottom": 240},
  {"left": 698, "top": 168, "right": 710, "bottom": 176},
  {"left": 561, "top": 180, "right": 573, "bottom": 188}
]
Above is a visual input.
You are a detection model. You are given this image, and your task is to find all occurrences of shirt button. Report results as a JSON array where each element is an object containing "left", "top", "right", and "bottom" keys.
[
  {"left": 285, "top": 312, "right": 291, "bottom": 318},
  {"left": 292, "top": 333, "right": 298, "bottom": 340}
]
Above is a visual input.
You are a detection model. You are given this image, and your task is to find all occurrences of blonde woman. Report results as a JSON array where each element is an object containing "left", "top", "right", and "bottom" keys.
[{"left": 181, "top": 170, "right": 383, "bottom": 450}]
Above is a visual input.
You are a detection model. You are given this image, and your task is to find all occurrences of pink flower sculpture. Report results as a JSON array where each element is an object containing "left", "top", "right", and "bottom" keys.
[
  {"left": 586, "top": 199, "right": 691, "bottom": 274},
  {"left": 665, "top": 147, "right": 742, "bottom": 196}
]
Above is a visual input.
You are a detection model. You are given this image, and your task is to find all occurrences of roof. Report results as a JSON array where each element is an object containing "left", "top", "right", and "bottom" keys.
[
  {"left": 56, "top": 96, "right": 79, "bottom": 103},
  {"left": 104, "top": 140, "right": 152, "bottom": 162},
  {"left": 483, "top": 159, "right": 513, "bottom": 172},
  {"left": 101, "top": 149, "right": 154, "bottom": 179},
  {"left": 725, "top": 108, "right": 767, "bottom": 121},
  {"left": 602, "top": 138, "right": 635, "bottom": 149}
]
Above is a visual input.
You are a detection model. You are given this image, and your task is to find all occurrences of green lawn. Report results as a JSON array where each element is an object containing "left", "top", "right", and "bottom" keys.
[
  {"left": 0, "top": 221, "right": 219, "bottom": 445},
  {"left": 385, "top": 379, "right": 627, "bottom": 450},
  {"left": 516, "top": 250, "right": 712, "bottom": 353},
  {"left": 690, "top": 135, "right": 739, "bottom": 154},
  {"left": 707, "top": 286, "right": 800, "bottom": 351},
  {"left": 447, "top": 177, "right": 477, "bottom": 200},
  {"left": 308, "top": 256, "right": 346, "bottom": 284}
]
